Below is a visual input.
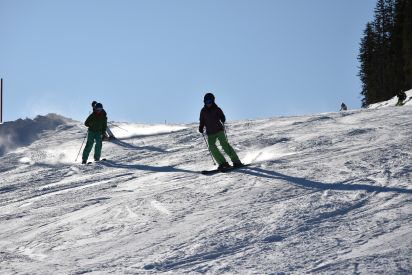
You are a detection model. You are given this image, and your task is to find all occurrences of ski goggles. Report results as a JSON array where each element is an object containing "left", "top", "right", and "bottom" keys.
[{"left": 204, "top": 99, "right": 214, "bottom": 105}]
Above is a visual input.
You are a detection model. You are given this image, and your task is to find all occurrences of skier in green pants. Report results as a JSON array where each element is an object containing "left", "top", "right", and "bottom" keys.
[
  {"left": 82, "top": 103, "right": 107, "bottom": 164},
  {"left": 199, "top": 92, "right": 243, "bottom": 171}
]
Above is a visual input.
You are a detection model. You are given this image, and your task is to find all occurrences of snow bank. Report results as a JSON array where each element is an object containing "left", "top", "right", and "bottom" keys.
[
  {"left": 108, "top": 123, "right": 187, "bottom": 139},
  {"left": 0, "top": 114, "right": 74, "bottom": 156},
  {"left": 368, "top": 89, "right": 412, "bottom": 109}
]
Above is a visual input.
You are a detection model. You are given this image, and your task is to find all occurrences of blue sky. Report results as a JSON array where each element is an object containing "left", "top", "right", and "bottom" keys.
[{"left": 0, "top": 0, "right": 376, "bottom": 123}]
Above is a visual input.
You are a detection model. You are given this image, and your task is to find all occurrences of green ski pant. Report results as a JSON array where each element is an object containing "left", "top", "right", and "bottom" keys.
[
  {"left": 82, "top": 130, "right": 103, "bottom": 161},
  {"left": 396, "top": 100, "right": 404, "bottom": 106},
  {"left": 207, "top": 131, "right": 240, "bottom": 165}
]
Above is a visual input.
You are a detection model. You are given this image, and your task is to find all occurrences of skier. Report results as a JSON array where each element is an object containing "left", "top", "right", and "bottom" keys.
[
  {"left": 396, "top": 91, "right": 406, "bottom": 106},
  {"left": 91, "top": 101, "right": 115, "bottom": 140},
  {"left": 340, "top": 102, "right": 348, "bottom": 111},
  {"left": 82, "top": 103, "right": 107, "bottom": 164},
  {"left": 199, "top": 92, "right": 243, "bottom": 171}
]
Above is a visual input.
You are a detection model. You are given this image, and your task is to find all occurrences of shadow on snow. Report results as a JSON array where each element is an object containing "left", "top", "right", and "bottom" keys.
[
  {"left": 239, "top": 167, "right": 412, "bottom": 194},
  {"left": 99, "top": 159, "right": 197, "bottom": 174},
  {"left": 110, "top": 139, "right": 167, "bottom": 153}
]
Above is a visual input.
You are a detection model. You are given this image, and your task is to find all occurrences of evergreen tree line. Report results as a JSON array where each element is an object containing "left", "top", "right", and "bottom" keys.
[{"left": 358, "top": 0, "right": 412, "bottom": 107}]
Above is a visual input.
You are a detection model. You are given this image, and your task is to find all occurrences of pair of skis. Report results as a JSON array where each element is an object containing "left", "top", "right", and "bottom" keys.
[{"left": 201, "top": 163, "right": 250, "bottom": 175}]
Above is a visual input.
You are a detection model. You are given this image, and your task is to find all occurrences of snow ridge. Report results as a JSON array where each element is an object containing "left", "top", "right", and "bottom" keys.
[{"left": 0, "top": 113, "right": 74, "bottom": 157}]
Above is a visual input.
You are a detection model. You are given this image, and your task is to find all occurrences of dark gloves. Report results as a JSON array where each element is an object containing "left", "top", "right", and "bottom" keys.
[{"left": 199, "top": 126, "right": 204, "bottom": 134}]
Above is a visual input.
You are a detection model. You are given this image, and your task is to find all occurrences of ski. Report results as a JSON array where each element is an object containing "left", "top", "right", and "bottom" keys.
[
  {"left": 92, "top": 158, "right": 107, "bottom": 164},
  {"left": 82, "top": 158, "right": 107, "bottom": 165},
  {"left": 201, "top": 164, "right": 250, "bottom": 175},
  {"left": 103, "top": 137, "right": 116, "bottom": 142}
]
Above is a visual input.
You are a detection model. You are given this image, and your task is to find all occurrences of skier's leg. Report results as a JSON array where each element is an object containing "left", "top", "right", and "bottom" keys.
[
  {"left": 94, "top": 132, "right": 103, "bottom": 161},
  {"left": 207, "top": 133, "right": 227, "bottom": 165},
  {"left": 82, "top": 132, "right": 95, "bottom": 162},
  {"left": 217, "top": 131, "right": 240, "bottom": 162}
]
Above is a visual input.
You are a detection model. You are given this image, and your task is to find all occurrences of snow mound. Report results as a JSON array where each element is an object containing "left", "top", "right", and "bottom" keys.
[
  {"left": 0, "top": 113, "right": 74, "bottom": 156},
  {"left": 367, "top": 89, "right": 412, "bottom": 109},
  {"left": 110, "top": 123, "right": 187, "bottom": 139}
]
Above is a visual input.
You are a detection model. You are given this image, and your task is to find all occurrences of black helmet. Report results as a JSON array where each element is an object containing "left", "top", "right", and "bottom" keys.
[
  {"left": 95, "top": 103, "right": 103, "bottom": 110},
  {"left": 204, "top": 93, "right": 215, "bottom": 104},
  {"left": 92, "top": 101, "right": 97, "bottom": 107}
]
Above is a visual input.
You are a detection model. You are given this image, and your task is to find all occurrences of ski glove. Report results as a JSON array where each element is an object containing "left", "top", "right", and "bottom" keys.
[{"left": 199, "top": 126, "right": 204, "bottom": 134}]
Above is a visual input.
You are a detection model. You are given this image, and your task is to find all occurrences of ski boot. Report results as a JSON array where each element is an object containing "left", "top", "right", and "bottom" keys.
[
  {"left": 232, "top": 160, "right": 244, "bottom": 168},
  {"left": 218, "top": 162, "right": 231, "bottom": 171}
]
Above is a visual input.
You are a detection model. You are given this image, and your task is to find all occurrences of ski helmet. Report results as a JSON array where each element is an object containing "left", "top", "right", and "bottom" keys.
[
  {"left": 204, "top": 93, "right": 215, "bottom": 104},
  {"left": 95, "top": 103, "right": 103, "bottom": 111}
]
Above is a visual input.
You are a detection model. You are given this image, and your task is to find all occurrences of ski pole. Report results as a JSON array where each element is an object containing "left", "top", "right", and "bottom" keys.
[
  {"left": 223, "top": 123, "right": 229, "bottom": 142},
  {"left": 202, "top": 133, "right": 216, "bottom": 165},
  {"left": 108, "top": 122, "right": 128, "bottom": 132},
  {"left": 75, "top": 131, "right": 88, "bottom": 162}
]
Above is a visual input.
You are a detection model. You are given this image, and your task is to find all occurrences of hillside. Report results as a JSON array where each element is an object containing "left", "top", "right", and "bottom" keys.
[
  {"left": 368, "top": 89, "right": 412, "bottom": 109},
  {"left": 0, "top": 101, "right": 411, "bottom": 274}
]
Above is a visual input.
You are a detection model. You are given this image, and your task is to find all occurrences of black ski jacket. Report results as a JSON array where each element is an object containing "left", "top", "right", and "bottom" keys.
[{"left": 199, "top": 104, "right": 226, "bottom": 135}]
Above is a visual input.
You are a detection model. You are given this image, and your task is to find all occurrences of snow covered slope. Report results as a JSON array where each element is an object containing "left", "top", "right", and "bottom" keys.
[
  {"left": 368, "top": 89, "right": 412, "bottom": 109},
  {"left": 0, "top": 105, "right": 411, "bottom": 274}
]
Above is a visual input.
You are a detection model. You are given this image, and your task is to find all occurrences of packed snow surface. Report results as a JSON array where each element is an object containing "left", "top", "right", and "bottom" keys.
[{"left": 0, "top": 104, "right": 411, "bottom": 274}]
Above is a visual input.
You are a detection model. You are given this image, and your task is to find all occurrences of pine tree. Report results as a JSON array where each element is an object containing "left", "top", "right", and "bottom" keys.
[
  {"left": 358, "top": 0, "right": 411, "bottom": 106},
  {"left": 359, "top": 23, "right": 378, "bottom": 107},
  {"left": 402, "top": 0, "right": 412, "bottom": 88},
  {"left": 390, "top": 0, "right": 406, "bottom": 95},
  {"left": 372, "top": 0, "right": 396, "bottom": 101}
]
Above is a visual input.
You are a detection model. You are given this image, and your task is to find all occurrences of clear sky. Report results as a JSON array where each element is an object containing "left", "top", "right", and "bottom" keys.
[{"left": 0, "top": 0, "right": 376, "bottom": 123}]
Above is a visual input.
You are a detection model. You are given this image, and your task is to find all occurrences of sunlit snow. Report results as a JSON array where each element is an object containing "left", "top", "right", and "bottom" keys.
[{"left": 0, "top": 92, "right": 411, "bottom": 274}]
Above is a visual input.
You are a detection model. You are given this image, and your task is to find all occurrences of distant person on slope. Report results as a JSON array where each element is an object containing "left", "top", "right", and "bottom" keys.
[
  {"left": 396, "top": 91, "right": 407, "bottom": 106},
  {"left": 82, "top": 103, "right": 107, "bottom": 164},
  {"left": 92, "top": 101, "right": 115, "bottom": 140},
  {"left": 199, "top": 92, "right": 243, "bottom": 171},
  {"left": 340, "top": 102, "right": 348, "bottom": 111}
]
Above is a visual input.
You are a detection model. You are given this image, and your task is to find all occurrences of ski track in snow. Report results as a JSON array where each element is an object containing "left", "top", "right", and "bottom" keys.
[{"left": 0, "top": 101, "right": 411, "bottom": 274}]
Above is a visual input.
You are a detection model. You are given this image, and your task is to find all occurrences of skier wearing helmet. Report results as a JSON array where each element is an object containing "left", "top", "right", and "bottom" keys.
[
  {"left": 91, "top": 101, "right": 115, "bottom": 140},
  {"left": 82, "top": 103, "right": 107, "bottom": 163},
  {"left": 199, "top": 92, "right": 243, "bottom": 171}
]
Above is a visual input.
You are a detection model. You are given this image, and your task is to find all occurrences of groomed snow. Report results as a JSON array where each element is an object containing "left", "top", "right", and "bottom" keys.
[{"left": 0, "top": 103, "right": 411, "bottom": 274}]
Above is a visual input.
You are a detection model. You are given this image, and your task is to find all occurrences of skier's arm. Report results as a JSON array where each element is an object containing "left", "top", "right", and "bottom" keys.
[
  {"left": 103, "top": 114, "right": 108, "bottom": 135},
  {"left": 199, "top": 110, "right": 205, "bottom": 133},
  {"left": 84, "top": 114, "right": 93, "bottom": 127},
  {"left": 219, "top": 108, "right": 226, "bottom": 124}
]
